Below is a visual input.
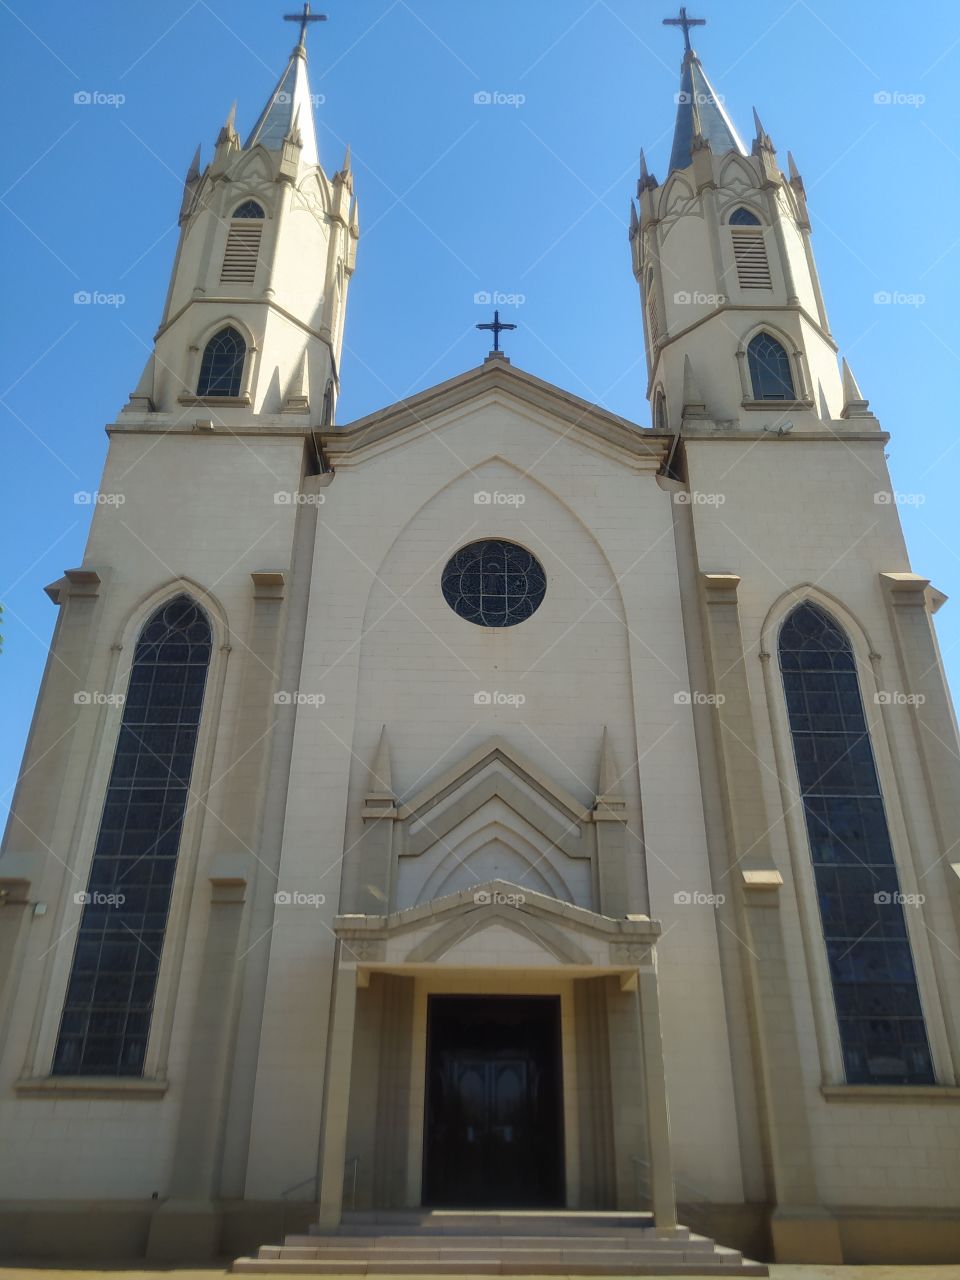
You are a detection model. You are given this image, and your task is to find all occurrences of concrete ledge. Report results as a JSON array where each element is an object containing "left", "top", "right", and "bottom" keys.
[
  {"left": 14, "top": 1076, "right": 168, "bottom": 1100},
  {"left": 821, "top": 1083, "right": 960, "bottom": 1102}
]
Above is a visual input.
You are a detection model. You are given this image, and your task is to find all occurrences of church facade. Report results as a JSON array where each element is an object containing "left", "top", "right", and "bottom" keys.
[{"left": 1, "top": 12, "right": 959, "bottom": 1270}]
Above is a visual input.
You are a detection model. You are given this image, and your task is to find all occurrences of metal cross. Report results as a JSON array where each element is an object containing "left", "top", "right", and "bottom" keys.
[
  {"left": 663, "top": 6, "right": 705, "bottom": 54},
  {"left": 476, "top": 309, "right": 517, "bottom": 354},
  {"left": 284, "top": 3, "right": 327, "bottom": 48}
]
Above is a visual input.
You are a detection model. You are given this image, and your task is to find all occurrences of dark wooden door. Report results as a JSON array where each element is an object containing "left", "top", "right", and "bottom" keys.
[{"left": 423, "top": 996, "right": 564, "bottom": 1208}]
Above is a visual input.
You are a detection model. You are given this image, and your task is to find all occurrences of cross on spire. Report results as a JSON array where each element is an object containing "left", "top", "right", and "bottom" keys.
[
  {"left": 476, "top": 309, "right": 517, "bottom": 355},
  {"left": 284, "top": 2, "right": 327, "bottom": 50},
  {"left": 663, "top": 6, "right": 705, "bottom": 55}
]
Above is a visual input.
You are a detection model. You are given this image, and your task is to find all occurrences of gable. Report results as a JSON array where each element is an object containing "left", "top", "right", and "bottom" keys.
[{"left": 319, "top": 358, "right": 668, "bottom": 471}]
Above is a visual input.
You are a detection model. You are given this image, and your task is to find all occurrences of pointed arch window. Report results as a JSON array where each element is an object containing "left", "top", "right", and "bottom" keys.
[
  {"left": 654, "top": 387, "right": 668, "bottom": 432},
  {"left": 747, "top": 331, "right": 794, "bottom": 400},
  {"left": 322, "top": 380, "right": 335, "bottom": 426},
  {"left": 232, "top": 200, "right": 264, "bottom": 219},
  {"left": 197, "top": 326, "right": 246, "bottom": 398},
  {"left": 728, "top": 205, "right": 761, "bottom": 226},
  {"left": 53, "top": 596, "right": 212, "bottom": 1076},
  {"left": 779, "top": 602, "right": 934, "bottom": 1085}
]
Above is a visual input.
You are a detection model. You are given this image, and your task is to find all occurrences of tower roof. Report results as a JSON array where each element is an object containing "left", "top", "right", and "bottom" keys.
[
  {"left": 668, "top": 49, "right": 747, "bottom": 173},
  {"left": 245, "top": 37, "right": 320, "bottom": 164}
]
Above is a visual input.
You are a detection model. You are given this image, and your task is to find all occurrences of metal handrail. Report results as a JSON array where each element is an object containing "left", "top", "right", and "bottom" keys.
[{"left": 278, "top": 1174, "right": 319, "bottom": 1242}]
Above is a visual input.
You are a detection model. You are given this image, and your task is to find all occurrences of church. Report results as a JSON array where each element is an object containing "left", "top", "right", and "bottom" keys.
[{"left": 1, "top": 5, "right": 959, "bottom": 1273}]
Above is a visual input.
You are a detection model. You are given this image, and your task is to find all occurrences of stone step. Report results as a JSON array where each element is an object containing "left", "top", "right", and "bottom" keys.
[
  {"left": 281, "top": 1233, "right": 712, "bottom": 1251},
  {"left": 309, "top": 1221, "right": 684, "bottom": 1238},
  {"left": 261, "top": 1244, "right": 728, "bottom": 1262},
  {"left": 234, "top": 1257, "right": 768, "bottom": 1276}
]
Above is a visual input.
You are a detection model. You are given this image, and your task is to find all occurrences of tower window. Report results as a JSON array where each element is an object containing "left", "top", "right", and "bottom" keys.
[
  {"left": 322, "top": 380, "right": 335, "bottom": 426},
  {"left": 197, "top": 326, "right": 246, "bottom": 398},
  {"left": 779, "top": 602, "right": 934, "bottom": 1085},
  {"left": 654, "top": 387, "right": 668, "bottom": 432},
  {"left": 220, "top": 206, "right": 264, "bottom": 283},
  {"left": 53, "top": 596, "right": 212, "bottom": 1077},
  {"left": 731, "top": 226, "right": 772, "bottom": 289},
  {"left": 728, "top": 206, "right": 761, "bottom": 226},
  {"left": 747, "top": 332, "right": 794, "bottom": 400}
]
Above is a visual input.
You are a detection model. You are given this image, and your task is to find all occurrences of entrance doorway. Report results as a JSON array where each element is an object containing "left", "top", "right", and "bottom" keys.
[{"left": 422, "top": 995, "right": 565, "bottom": 1208}]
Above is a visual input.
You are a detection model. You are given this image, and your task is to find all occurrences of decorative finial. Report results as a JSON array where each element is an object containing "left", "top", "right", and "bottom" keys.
[
  {"left": 284, "top": 3, "right": 327, "bottom": 53},
  {"left": 663, "top": 6, "right": 706, "bottom": 56},
  {"left": 476, "top": 309, "right": 517, "bottom": 357}
]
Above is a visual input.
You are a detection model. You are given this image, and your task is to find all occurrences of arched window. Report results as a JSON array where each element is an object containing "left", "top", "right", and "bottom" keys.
[
  {"left": 232, "top": 200, "right": 264, "bottom": 219},
  {"left": 728, "top": 205, "right": 761, "bottom": 225},
  {"left": 779, "top": 602, "right": 934, "bottom": 1085},
  {"left": 654, "top": 387, "right": 668, "bottom": 432},
  {"left": 53, "top": 596, "right": 212, "bottom": 1076},
  {"left": 747, "top": 331, "right": 794, "bottom": 400},
  {"left": 321, "top": 380, "right": 335, "bottom": 426},
  {"left": 196, "top": 326, "right": 246, "bottom": 398}
]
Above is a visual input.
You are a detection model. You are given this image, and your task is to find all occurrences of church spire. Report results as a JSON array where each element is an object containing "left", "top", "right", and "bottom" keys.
[
  {"left": 245, "top": 10, "right": 322, "bottom": 166},
  {"left": 664, "top": 8, "right": 747, "bottom": 174}
]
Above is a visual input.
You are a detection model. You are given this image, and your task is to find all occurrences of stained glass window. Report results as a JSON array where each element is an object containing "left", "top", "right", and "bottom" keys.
[
  {"left": 196, "top": 326, "right": 245, "bottom": 398},
  {"left": 441, "top": 540, "right": 546, "bottom": 628},
  {"left": 747, "top": 332, "right": 795, "bottom": 400},
  {"left": 232, "top": 200, "right": 264, "bottom": 219},
  {"left": 779, "top": 602, "right": 934, "bottom": 1085},
  {"left": 53, "top": 596, "right": 212, "bottom": 1076}
]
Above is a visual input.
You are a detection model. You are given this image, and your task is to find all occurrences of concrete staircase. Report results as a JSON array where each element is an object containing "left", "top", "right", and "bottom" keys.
[{"left": 232, "top": 1209, "right": 769, "bottom": 1275}]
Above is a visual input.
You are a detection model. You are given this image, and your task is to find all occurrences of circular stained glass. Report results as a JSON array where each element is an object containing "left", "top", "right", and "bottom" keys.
[{"left": 441, "top": 539, "right": 546, "bottom": 628}]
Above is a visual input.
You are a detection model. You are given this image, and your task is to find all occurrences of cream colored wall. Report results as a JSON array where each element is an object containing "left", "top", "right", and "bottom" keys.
[
  {"left": 683, "top": 431, "right": 960, "bottom": 1209},
  {"left": 0, "top": 428, "right": 305, "bottom": 1199}
]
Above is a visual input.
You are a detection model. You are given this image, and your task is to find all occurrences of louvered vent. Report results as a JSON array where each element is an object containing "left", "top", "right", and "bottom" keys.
[
  {"left": 732, "top": 229, "right": 772, "bottom": 290},
  {"left": 220, "top": 223, "right": 262, "bottom": 284}
]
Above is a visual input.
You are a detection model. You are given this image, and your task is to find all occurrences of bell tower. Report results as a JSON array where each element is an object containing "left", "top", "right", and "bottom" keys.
[
  {"left": 125, "top": 6, "right": 358, "bottom": 426},
  {"left": 630, "top": 9, "right": 868, "bottom": 434}
]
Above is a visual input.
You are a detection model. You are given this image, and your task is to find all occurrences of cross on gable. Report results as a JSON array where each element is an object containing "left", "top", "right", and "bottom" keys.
[{"left": 476, "top": 309, "right": 517, "bottom": 355}]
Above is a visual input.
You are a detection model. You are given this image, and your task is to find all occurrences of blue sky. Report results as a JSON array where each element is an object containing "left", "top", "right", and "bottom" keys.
[{"left": 2, "top": 0, "right": 959, "bottom": 823}]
